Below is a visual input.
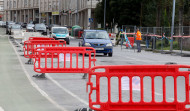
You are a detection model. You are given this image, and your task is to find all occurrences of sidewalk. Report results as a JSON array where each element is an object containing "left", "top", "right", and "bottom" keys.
[
  {"left": 144, "top": 48, "right": 190, "bottom": 57},
  {"left": 0, "top": 36, "right": 60, "bottom": 111}
]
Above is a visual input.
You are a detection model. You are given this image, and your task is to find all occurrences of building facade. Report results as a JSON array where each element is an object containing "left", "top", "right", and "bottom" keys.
[
  {"left": 0, "top": 0, "right": 4, "bottom": 21},
  {"left": 61, "top": 0, "right": 101, "bottom": 29},
  {"left": 4, "top": 0, "right": 101, "bottom": 29},
  {"left": 4, "top": 0, "right": 39, "bottom": 23}
]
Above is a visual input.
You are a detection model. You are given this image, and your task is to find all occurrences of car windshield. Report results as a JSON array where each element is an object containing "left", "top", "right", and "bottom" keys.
[
  {"left": 35, "top": 24, "right": 46, "bottom": 30},
  {"left": 11, "top": 25, "right": 21, "bottom": 29},
  {"left": 85, "top": 31, "right": 109, "bottom": 39},
  {"left": 27, "top": 24, "right": 34, "bottom": 27},
  {"left": 53, "top": 28, "right": 68, "bottom": 34}
]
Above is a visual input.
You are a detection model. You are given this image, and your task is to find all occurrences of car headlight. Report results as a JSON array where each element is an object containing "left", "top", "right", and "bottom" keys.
[
  {"left": 66, "top": 34, "right": 70, "bottom": 38},
  {"left": 85, "top": 43, "right": 91, "bottom": 46},
  {"left": 52, "top": 34, "right": 56, "bottom": 37},
  {"left": 106, "top": 43, "right": 113, "bottom": 46}
]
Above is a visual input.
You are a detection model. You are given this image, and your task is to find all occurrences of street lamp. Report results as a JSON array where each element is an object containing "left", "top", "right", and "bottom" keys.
[
  {"left": 170, "top": 0, "right": 176, "bottom": 52},
  {"left": 90, "top": 0, "right": 92, "bottom": 29},
  {"left": 104, "top": 0, "right": 106, "bottom": 29}
]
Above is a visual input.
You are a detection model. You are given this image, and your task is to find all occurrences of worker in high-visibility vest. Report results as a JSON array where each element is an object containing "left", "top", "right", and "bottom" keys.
[
  {"left": 136, "top": 28, "right": 142, "bottom": 52},
  {"left": 116, "top": 29, "right": 125, "bottom": 45}
]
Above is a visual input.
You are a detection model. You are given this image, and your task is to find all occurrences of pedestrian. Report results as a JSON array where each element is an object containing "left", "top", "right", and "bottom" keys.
[
  {"left": 115, "top": 29, "right": 124, "bottom": 45},
  {"left": 145, "top": 33, "right": 151, "bottom": 48},
  {"left": 136, "top": 28, "right": 142, "bottom": 52}
]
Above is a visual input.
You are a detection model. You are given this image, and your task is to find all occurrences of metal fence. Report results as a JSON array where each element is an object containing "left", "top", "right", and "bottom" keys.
[{"left": 139, "top": 26, "right": 190, "bottom": 53}]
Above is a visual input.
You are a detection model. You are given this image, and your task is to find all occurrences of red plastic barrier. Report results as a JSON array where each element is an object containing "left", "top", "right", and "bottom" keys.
[
  {"left": 29, "top": 37, "right": 55, "bottom": 40},
  {"left": 126, "top": 37, "right": 134, "bottom": 47},
  {"left": 87, "top": 65, "right": 190, "bottom": 111},
  {"left": 34, "top": 47, "right": 96, "bottom": 73},
  {"left": 78, "top": 31, "right": 83, "bottom": 38},
  {"left": 23, "top": 40, "right": 66, "bottom": 58}
]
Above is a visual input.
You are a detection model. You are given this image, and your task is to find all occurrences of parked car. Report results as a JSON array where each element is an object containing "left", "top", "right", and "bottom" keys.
[
  {"left": 79, "top": 30, "right": 113, "bottom": 57},
  {"left": 34, "top": 23, "right": 47, "bottom": 35},
  {"left": 8, "top": 24, "right": 22, "bottom": 35},
  {"left": 22, "top": 23, "right": 27, "bottom": 28},
  {"left": 0, "top": 21, "right": 4, "bottom": 27},
  {"left": 6, "top": 21, "right": 15, "bottom": 34},
  {"left": 26, "top": 24, "right": 35, "bottom": 32},
  {"left": 2, "top": 21, "right": 6, "bottom": 28},
  {"left": 51, "top": 27, "right": 70, "bottom": 44},
  {"left": 48, "top": 24, "right": 60, "bottom": 31}
]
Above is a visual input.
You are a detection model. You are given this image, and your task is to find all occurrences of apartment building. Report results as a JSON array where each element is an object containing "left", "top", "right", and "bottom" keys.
[
  {"left": 4, "top": 0, "right": 101, "bottom": 29},
  {"left": 0, "top": 0, "right": 3, "bottom": 21},
  {"left": 4, "top": 0, "right": 39, "bottom": 23},
  {"left": 62, "top": 0, "right": 101, "bottom": 29},
  {"left": 40, "top": 0, "right": 60, "bottom": 25}
]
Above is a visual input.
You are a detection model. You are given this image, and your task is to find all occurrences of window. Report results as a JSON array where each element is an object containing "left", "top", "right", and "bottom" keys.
[
  {"left": 25, "top": 0, "right": 28, "bottom": 6},
  {"left": 13, "top": 1, "right": 16, "bottom": 8},
  {"left": 10, "top": 1, "right": 12, "bottom": 8}
]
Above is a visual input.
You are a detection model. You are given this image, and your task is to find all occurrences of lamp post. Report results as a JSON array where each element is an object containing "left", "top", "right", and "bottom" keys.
[
  {"left": 76, "top": 0, "right": 79, "bottom": 25},
  {"left": 170, "top": 0, "right": 176, "bottom": 52},
  {"left": 104, "top": 0, "right": 106, "bottom": 29}
]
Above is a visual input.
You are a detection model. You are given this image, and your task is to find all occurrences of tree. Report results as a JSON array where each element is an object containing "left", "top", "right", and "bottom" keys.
[{"left": 94, "top": 0, "right": 190, "bottom": 28}]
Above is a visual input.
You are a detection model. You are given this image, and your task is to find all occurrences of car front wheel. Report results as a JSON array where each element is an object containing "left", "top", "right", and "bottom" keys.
[{"left": 108, "top": 53, "right": 112, "bottom": 57}]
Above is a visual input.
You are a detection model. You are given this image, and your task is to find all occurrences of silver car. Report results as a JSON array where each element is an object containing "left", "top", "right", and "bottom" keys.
[{"left": 26, "top": 24, "right": 34, "bottom": 32}]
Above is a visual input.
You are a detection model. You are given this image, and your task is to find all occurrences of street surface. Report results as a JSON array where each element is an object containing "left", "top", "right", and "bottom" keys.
[{"left": 0, "top": 28, "right": 190, "bottom": 111}]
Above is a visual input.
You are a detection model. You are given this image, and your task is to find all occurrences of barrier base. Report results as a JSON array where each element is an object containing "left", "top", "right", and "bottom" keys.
[
  {"left": 18, "top": 50, "right": 23, "bottom": 52},
  {"left": 16, "top": 45, "right": 20, "bottom": 47},
  {"left": 74, "top": 108, "right": 93, "bottom": 111},
  {"left": 82, "top": 73, "right": 87, "bottom": 79},
  {"left": 25, "top": 59, "right": 33, "bottom": 64},
  {"left": 33, "top": 73, "right": 46, "bottom": 78}
]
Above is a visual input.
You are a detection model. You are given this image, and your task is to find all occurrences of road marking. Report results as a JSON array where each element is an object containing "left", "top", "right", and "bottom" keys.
[
  {"left": 155, "top": 92, "right": 162, "bottom": 96},
  {"left": 9, "top": 37, "right": 68, "bottom": 111},
  {"left": 13, "top": 37, "right": 89, "bottom": 105},
  {"left": 0, "top": 107, "right": 4, "bottom": 111},
  {"left": 46, "top": 74, "right": 89, "bottom": 105},
  {"left": 118, "top": 53, "right": 190, "bottom": 64}
]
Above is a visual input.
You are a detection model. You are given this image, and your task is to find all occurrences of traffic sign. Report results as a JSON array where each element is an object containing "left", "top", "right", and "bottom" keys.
[{"left": 89, "top": 18, "right": 93, "bottom": 23}]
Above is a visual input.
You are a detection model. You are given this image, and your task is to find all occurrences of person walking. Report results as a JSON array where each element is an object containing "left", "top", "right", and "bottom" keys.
[
  {"left": 115, "top": 29, "right": 124, "bottom": 46},
  {"left": 145, "top": 33, "right": 151, "bottom": 48},
  {"left": 136, "top": 28, "right": 142, "bottom": 52}
]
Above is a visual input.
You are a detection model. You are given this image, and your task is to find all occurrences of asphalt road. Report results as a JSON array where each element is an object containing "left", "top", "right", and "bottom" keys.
[{"left": 1, "top": 27, "right": 190, "bottom": 111}]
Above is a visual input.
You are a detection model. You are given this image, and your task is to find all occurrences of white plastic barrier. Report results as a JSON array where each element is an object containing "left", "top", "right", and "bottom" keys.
[
  {"left": 109, "top": 33, "right": 116, "bottom": 46},
  {"left": 12, "top": 30, "right": 23, "bottom": 39},
  {"left": 21, "top": 32, "right": 45, "bottom": 44}
]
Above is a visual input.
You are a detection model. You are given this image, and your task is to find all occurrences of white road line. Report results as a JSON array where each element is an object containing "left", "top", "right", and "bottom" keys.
[
  {"left": 154, "top": 92, "right": 162, "bottom": 96},
  {"left": 46, "top": 74, "right": 89, "bottom": 105},
  {"left": 0, "top": 107, "right": 4, "bottom": 111},
  {"left": 14, "top": 38, "right": 89, "bottom": 105},
  {"left": 9, "top": 37, "right": 67, "bottom": 111}
]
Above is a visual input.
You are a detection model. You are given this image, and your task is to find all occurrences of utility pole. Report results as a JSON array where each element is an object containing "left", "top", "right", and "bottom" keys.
[
  {"left": 104, "top": 0, "right": 106, "bottom": 29},
  {"left": 170, "top": 0, "right": 176, "bottom": 52},
  {"left": 39, "top": 0, "right": 41, "bottom": 23},
  {"left": 76, "top": 0, "right": 79, "bottom": 25},
  {"left": 90, "top": 0, "right": 92, "bottom": 29}
]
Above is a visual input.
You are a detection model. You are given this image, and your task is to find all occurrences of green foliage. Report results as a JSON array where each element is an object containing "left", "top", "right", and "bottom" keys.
[{"left": 95, "top": 0, "right": 190, "bottom": 28}]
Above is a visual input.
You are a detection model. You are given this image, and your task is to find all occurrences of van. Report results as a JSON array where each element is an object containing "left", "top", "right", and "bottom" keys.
[{"left": 51, "top": 27, "right": 70, "bottom": 44}]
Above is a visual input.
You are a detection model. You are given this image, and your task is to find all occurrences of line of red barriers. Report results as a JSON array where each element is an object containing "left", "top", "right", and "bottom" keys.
[
  {"left": 29, "top": 37, "right": 55, "bottom": 40},
  {"left": 23, "top": 39, "right": 66, "bottom": 58},
  {"left": 22, "top": 37, "right": 190, "bottom": 111},
  {"left": 34, "top": 47, "right": 96, "bottom": 74}
]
